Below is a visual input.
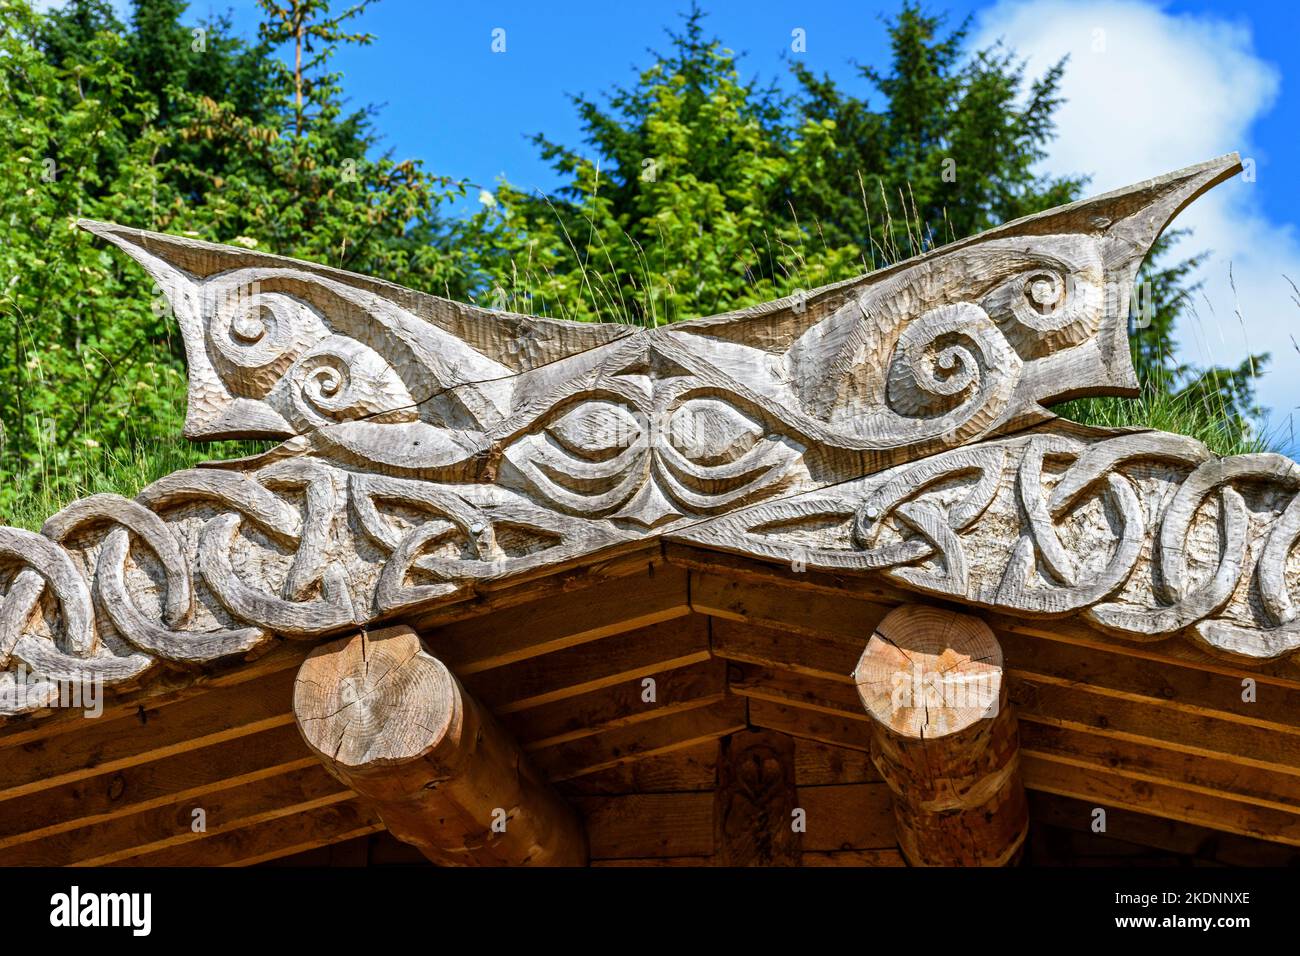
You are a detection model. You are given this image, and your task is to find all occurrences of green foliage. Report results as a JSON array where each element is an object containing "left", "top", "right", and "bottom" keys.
[
  {"left": 0, "top": 0, "right": 1271, "bottom": 527},
  {"left": 790, "top": 4, "right": 1083, "bottom": 257},
  {"left": 460, "top": 9, "right": 827, "bottom": 324},
  {"left": 459, "top": 4, "right": 1085, "bottom": 323},
  {"left": 0, "top": 0, "right": 466, "bottom": 520}
]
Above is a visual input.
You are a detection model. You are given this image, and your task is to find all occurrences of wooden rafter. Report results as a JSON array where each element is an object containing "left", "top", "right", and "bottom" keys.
[{"left": 293, "top": 626, "right": 587, "bottom": 866}]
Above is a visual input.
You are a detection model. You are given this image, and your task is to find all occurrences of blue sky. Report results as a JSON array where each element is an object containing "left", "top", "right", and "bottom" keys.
[
  {"left": 196, "top": 0, "right": 1297, "bottom": 222},
  {"left": 94, "top": 0, "right": 1300, "bottom": 445}
]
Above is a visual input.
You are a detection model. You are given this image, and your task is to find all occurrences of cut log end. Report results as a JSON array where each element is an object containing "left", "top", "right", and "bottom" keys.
[
  {"left": 854, "top": 602, "right": 1003, "bottom": 739},
  {"left": 293, "top": 626, "right": 587, "bottom": 867},
  {"left": 855, "top": 604, "right": 1027, "bottom": 867},
  {"left": 295, "top": 627, "right": 459, "bottom": 770}
]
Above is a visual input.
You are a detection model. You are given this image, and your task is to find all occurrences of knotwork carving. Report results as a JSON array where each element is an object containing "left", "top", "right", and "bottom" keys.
[
  {"left": 0, "top": 458, "right": 621, "bottom": 714},
  {"left": 681, "top": 425, "right": 1300, "bottom": 663},
  {"left": 1, "top": 154, "right": 1268, "bottom": 714}
]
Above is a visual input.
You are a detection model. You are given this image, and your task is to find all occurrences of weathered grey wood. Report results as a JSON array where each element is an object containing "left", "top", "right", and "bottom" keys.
[
  {"left": 2, "top": 154, "right": 1289, "bottom": 715},
  {"left": 678, "top": 423, "right": 1300, "bottom": 662}
]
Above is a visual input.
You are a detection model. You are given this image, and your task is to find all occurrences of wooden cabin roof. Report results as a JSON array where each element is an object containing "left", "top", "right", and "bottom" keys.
[
  {"left": 4, "top": 155, "right": 1298, "bottom": 866},
  {"left": 3, "top": 541, "right": 1298, "bottom": 866}
]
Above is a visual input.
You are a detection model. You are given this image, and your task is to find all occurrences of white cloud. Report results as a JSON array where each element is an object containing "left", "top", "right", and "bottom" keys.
[
  {"left": 975, "top": 0, "right": 1300, "bottom": 448},
  {"left": 31, "top": 0, "right": 132, "bottom": 17}
]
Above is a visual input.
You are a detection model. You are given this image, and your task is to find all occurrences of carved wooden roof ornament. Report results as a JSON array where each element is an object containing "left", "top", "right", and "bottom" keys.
[{"left": 3, "top": 153, "right": 1277, "bottom": 715}]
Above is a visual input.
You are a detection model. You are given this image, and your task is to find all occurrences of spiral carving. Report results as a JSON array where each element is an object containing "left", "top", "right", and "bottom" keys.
[
  {"left": 204, "top": 276, "right": 319, "bottom": 397},
  {"left": 983, "top": 248, "right": 1105, "bottom": 356},
  {"left": 279, "top": 336, "right": 417, "bottom": 432},
  {"left": 868, "top": 302, "right": 1021, "bottom": 444}
]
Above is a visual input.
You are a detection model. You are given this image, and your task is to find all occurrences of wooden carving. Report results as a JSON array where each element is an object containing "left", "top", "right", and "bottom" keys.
[
  {"left": 0, "top": 154, "right": 1262, "bottom": 714},
  {"left": 678, "top": 422, "right": 1300, "bottom": 662}
]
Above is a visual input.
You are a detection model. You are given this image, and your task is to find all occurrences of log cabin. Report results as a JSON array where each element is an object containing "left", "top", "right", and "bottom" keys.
[{"left": 3, "top": 152, "right": 1299, "bottom": 868}]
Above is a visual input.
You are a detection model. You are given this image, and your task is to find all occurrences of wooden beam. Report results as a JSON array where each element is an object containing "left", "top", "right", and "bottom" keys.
[
  {"left": 426, "top": 563, "right": 690, "bottom": 674},
  {"left": 4, "top": 764, "right": 350, "bottom": 867},
  {"left": 1022, "top": 753, "right": 1300, "bottom": 846},
  {"left": 557, "top": 742, "right": 718, "bottom": 796},
  {"left": 748, "top": 698, "right": 872, "bottom": 752},
  {"left": 293, "top": 626, "right": 587, "bottom": 867},
  {"left": 506, "top": 661, "right": 726, "bottom": 750},
  {"left": 576, "top": 792, "right": 714, "bottom": 861},
  {"left": 1027, "top": 791, "right": 1300, "bottom": 866},
  {"left": 1009, "top": 674, "right": 1300, "bottom": 771},
  {"left": 466, "top": 616, "right": 711, "bottom": 713},
  {"left": 0, "top": 722, "right": 316, "bottom": 850},
  {"left": 110, "top": 799, "right": 384, "bottom": 867},
  {"left": 854, "top": 604, "right": 1028, "bottom": 866},
  {"left": 530, "top": 696, "right": 747, "bottom": 781},
  {"left": 1019, "top": 721, "right": 1300, "bottom": 811},
  {"left": 0, "top": 666, "right": 299, "bottom": 801}
]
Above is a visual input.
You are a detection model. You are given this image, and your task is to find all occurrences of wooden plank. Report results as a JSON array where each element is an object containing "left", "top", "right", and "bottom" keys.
[
  {"left": 3, "top": 765, "right": 350, "bottom": 866},
  {"left": 729, "top": 662, "right": 865, "bottom": 715},
  {"left": 669, "top": 546, "right": 914, "bottom": 607},
  {"left": 749, "top": 699, "right": 872, "bottom": 751},
  {"left": 1021, "top": 721, "right": 1300, "bottom": 813},
  {"left": 802, "top": 849, "right": 906, "bottom": 867},
  {"left": 1000, "top": 628, "right": 1300, "bottom": 730},
  {"left": 794, "top": 739, "right": 880, "bottom": 786},
  {"left": 797, "top": 783, "right": 896, "bottom": 852},
  {"left": 1028, "top": 791, "right": 1300, "bottom": 866},
  {"left": 505, "top": 660, "right": 726, "bottom": 749},
  {"left": 0, "top": 722, "right": 315, "bottom": 849},
  {"left": 1022, "top": 753, "right": 1300, "bottom": 846},
  {"left": 715, "top": 730, "right": 800, "bottom": 866},
  {"left": 426, "top": 563, "right": 690, "bottom": 673},
  {"left": 0, "top": 640, "right": 311, "bottom": 751},
  {"left": 0, "top": 667, "right": 298, "bottom": 800},
  {"left": 711, "top": 618, "right": 861, "bottom": 682},
  {"left": 1010, "top": 673, "right": 1300, "bottom": 772},
  {"left": 558, "top": 743, "right": 718, "bottom": 796},
  {"left": 674, "top": 548, "right": 1300, "bottom": 689},
  {"left": 578, "top": 792, "right": 714, "bottom": 859},
  {"left": 405, "top": 543, "right": 664, "bottom": 632},
  {"left": 108, "top": 799, "right": 384, "bottom": 867},
  {"left": 987, "top": 608, "right": 1300, "bottom": 692},
  {"left": 531, "top": 696, "right": 747, "bottom": 782},
  {"left": 692, "top": 570, "right": 890, "bottom": 643},
  {"left": 466, "top": 615, "right": 711, "bottom": 713}
]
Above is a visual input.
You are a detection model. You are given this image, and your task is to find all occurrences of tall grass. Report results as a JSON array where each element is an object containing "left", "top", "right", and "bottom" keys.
[
  {"left": 3, "top": 405, "right": 267, "bottom": 530},
  {"left": 1053, "top": 387, "right": 1271, "bottom": 458}
]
